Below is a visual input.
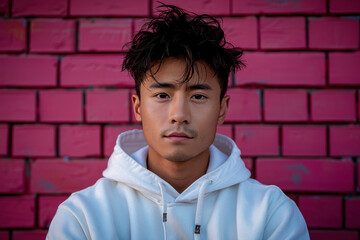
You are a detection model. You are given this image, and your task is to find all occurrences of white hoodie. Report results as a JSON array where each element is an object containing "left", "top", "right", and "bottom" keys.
[{"left": 47, "top": 129, "right": 309, "bottom": 240}]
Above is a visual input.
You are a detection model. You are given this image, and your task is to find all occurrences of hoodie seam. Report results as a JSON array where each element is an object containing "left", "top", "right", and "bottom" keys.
[
  {"left": 58, "top": 205, "right": 89, "bottom": 239},
  {"left": 264, "top": 191, "right": 292, "bottom": 227}
]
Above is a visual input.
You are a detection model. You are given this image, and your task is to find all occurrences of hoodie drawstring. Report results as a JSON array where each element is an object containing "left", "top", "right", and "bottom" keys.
[
  {"left": 194, "top": 179, "right": 212, "bottom": 240},
  {"left": 158, "top": 179, "right": 212, "bottom": 240},
  {"left": 158, "top": 181, "right": 168, "bottom": 240}
]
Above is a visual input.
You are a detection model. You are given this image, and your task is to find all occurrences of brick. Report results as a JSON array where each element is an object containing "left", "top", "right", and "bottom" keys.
[
  {"left": 311, "top": 90, "right": 356, "bottom": 122},
  {"left": 260, "top": 17, "right": 305, "bottom": 49},
  {"left": 13, "top": 230, "right": 47, "bottom": 240},
  {"left": 329, "top": 52, "right": 360, "bottom": 86},
  {"left": 235, "top": 125, "right": 279, "bottom": 156},
  {"left": 310, "top": 230, "right": 358, "bottom": 240},
  {"left": 133, "top": 18, "right": 149, "bottom": 36},
  {"left": 264, "top": 89, "right": 308, "bottom": 122},
  {"left": 0, "top": 90, "right": 36, "bottom": 122},
  {"left": 38, "top": 195, "right": 67, "bottom": 227},
  {"left": 216, "top": 125, "right": 232, "bottom": 139},
  {"left": 222, "top": 17, "right": 257, "bottom": 49},
  {"left": 153, "top": 0, "right": 230, "bottom": 16},
  {"left": 0, "top": 159, "right": 25, "bottom": 193},
  {"left": 103, "top": 125, "right": 141, "bottom": 157},
  {"left": 256, "top": 159, "right": 354, "bottom": 192},
  {"left": 235, "top": 52, "right": 325, "bottom": 86},
  {"left": 243, "top": 158, "right": 253, "bottom": 172},
  {"left": 0, "top": 125, "right": 8, "bottom": 155},
  {"left": 299, "top": 196, "right": 342, "bottom": 228},
  {"left": 39, "top": 90, "right": 83, "bottom": 123},
  {"left": 0, "top": 19, "right": 26, "bottom": 52},
  {"left": 232, "top": 0, "right": 326, "bottom": 14},
  {"left": 330, "top": 126, "right": 360, "bottom": 156},
  {"left": 346, "top": 198, "right": 360, "bottom": 228},
  {"left": 0, "top": 55, "right": 57, "bottom": 87},
  {"left": 60, "top": 55, "right": 134, "bottom": 87},
  {"left": 282, "top": 126, "right": 326, "bottom": 156},
  {"left": 309, "top": 17, "right": 359, "bottom": 49},
  {"left": 0, "top": 231, "right": 9, "bottom": 240},
  {"left": 70, "top": 0, "right": 149, "bottom": 16},
  {"left": 13, "top": 0, "right": 67, "bottom": 17},
  {"left": 79, "top": 19, "right": 132, "bottom": 52},
  {"left": 0, "top": 0, "right": 9, "bottom": 15},
  {"left": 59, "top": 125, "right": 101, "bottom": 157},
  {"left": 31, "top": 159, "right": 106, "bottom": 193},
  {"left": 86, "top": 89, "right": 130, "bottom": 123},
  {"left": 225, "top": 89, "right": 261, "bottom": 122},
  {"left": 13, "top": 125, "right": 55, "bottom": 157},
  {"left": 0, "top": 196, "right": 35, "bottom": 227},
  {"left": 30, "top": 19, "right": 76, "bottom": 53},
  {"left": 330, "top": 0, "right": 360, "bottom": 13}
]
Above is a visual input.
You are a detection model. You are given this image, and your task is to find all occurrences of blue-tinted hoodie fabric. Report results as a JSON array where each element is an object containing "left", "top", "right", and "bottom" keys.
[{"left": 47, "top": 129, "right": 310, "bottom": 240}]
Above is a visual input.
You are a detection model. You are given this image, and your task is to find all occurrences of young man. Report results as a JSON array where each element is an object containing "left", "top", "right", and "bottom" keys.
[{"left": 47, "top": 5, "right": 309, "bottom": 240}]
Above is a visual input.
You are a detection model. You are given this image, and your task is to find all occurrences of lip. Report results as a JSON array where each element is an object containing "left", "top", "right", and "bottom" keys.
[{"left": 164, "top": 132, "right": 193, "bottom": 142}]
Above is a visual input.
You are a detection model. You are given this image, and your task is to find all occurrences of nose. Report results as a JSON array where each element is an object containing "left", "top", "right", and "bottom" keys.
[{"left": 169, "top": 94, "right": 190, "bottom": 125}]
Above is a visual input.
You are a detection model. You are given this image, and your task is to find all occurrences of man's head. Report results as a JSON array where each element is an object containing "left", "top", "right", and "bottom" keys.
[
  {"left": 123, "top": 5, "right": 244, "bottom": 163},
  {"left": 122, "top": 4, "right": 244, "bottom": 100}
]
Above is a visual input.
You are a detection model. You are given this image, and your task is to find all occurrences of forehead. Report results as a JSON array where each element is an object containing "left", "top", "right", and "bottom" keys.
[{"left": 143, "top": 57, "right": 219, "bottom": 87}]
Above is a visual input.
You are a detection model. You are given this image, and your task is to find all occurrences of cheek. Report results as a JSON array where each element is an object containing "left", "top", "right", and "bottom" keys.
[
  {"left": 194, "top": 106, "right": 220, "bottom": 137},
  {"left": 195, "top": 104, "right": 220, "bottom": 124},
  {"left": 140, "top": 101, "right": 165, "bottom": 122}
]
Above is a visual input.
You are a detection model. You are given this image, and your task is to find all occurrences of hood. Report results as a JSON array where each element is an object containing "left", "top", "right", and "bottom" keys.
[{"left": 103, "top": 129, "right": 250, "bottom": 203}]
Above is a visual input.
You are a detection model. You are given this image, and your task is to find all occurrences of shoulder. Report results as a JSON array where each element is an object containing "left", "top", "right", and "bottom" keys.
[
  {"left": 239, "top": 178, "right": 290, "bottom": 203},
  {"left": 47, "top": 178, "right": 132, "bottom": 239},
  {"left": 60, "top": 177, "right": 121, "bottom": 210},
  {"left": 237, "top": 179, "right": 309, "bottom": 239},
  {"left": 236, "top": 178, "right": 301, "bottom": 223}
]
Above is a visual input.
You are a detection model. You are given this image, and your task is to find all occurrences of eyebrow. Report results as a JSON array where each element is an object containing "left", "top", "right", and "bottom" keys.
[
  {"left": 187, "top": 83, "right": 212, "bottom": 91},
  {"left": 149, "top": 82, "right": 213, "bottom": 91},
  {"left": 149, "top": 82, "right": 176, "bottom": 89}
]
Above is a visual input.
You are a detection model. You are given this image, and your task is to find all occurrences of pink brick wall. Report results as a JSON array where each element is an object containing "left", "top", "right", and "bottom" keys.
[{"left": 0, "top": 0, "right": 359, "bottom": 238}]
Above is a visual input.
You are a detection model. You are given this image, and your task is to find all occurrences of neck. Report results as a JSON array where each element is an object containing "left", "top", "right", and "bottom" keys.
[{"left": 147, "top": 148, "right": 210, "bottom": 193}]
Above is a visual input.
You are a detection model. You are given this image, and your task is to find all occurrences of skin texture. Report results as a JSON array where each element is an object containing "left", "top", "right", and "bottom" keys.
[{"left": 132, "top": 57, "right": 230, "bottom": 193}]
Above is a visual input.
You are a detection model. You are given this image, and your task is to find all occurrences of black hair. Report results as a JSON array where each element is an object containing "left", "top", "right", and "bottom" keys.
[{"left": 122, "top": 4, "right": 245, "bottom": 99}]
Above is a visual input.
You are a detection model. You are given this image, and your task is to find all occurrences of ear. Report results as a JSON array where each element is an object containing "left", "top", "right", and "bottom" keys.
[
  {"left": 131, "top": 94, "right": 142, "bottom": 122},
  {"left": 218, "top": 95, "right": 230, "bottom": 124}
]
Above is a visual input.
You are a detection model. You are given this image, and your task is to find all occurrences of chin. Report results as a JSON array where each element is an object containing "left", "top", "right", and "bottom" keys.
[{"left": 164, "top": 152, "right": 192, "bottom": 162}]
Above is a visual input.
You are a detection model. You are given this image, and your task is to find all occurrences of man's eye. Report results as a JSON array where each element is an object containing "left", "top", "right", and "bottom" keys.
[
  {"left": 156, "top": 93, "right": 169, "bottom": 99},
  {"left": 192, "top": 94, "right": 206, "bottom": 100}
]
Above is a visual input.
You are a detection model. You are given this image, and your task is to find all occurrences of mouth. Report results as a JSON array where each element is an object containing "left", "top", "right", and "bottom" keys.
[{"left": 164, "top": 132, "right": 194, "bottom": 142}]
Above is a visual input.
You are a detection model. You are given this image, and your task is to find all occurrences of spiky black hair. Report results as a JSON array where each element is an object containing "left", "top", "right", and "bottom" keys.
[{"left": 122, "top": 4, "right": 245, "bottom": 99}]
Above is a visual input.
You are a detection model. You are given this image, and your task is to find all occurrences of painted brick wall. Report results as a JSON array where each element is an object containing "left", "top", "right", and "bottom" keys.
[{"left": 0, "top": 0, "right": 359, "bottom": 238}]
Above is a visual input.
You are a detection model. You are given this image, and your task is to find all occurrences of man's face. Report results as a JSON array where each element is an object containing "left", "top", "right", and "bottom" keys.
[{"left": 132, "top": 57, "right": 229, "bottom": 162}]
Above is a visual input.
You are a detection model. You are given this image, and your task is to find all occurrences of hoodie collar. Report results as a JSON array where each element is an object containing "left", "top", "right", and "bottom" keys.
[
  {"left": 130, "top": 144, "right": 228, "bottom": 174},
  {"left": 103, "top": 129, "right": 251, "bottom": 202}
]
